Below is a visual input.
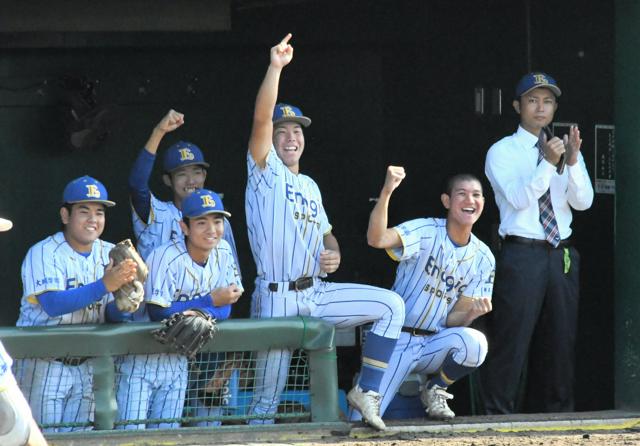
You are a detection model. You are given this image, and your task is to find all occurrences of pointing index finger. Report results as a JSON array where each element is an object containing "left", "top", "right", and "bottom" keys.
[{"left": 281, "top": 33, "right": 292, "bottom": 45}]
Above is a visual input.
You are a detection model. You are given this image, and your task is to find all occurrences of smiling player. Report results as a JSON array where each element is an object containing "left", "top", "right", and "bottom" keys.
[
  {"left": 360, "top": 167, "right": 495, "bottom": 420},
  {"left": 14, "top": 176, "right": 136, "bottom": 432},
  {"left": 128, "top": 110, "right": 239, "bottom": 268}
]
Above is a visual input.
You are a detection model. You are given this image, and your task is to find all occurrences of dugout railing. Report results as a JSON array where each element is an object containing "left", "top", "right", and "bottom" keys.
[{"left": 0, "top": 317, "right": 341, "bottom": 431}]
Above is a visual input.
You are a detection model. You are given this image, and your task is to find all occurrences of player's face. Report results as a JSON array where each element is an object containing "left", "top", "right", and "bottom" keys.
[
  {"left": 442, "top": 180, "right": 484, "bottom": 227},
  {"left": 165, "top": 165, "right": 207, "bottom": 202},
  {"left": 60, "top": 202, "right": 106, "bottom": 252},
  {"left": 181, "top": 214, "right": 225, "bottom": 256},
  {"left": 273, "top": 122, "right": 305, "bottom": 173},
  {"left": 513, "top": 87, "right": 558, "bottom": 135}
]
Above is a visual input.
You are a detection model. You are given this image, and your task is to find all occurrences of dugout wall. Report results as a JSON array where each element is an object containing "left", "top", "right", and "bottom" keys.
[{"left": 0, "top": 0, "right": 617, "bottom": 413}]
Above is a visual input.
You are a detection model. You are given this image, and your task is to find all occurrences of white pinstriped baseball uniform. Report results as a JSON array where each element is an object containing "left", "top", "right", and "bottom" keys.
[
  {"left": 354, "top": 218, "right": 495, "bottom": 419},
  {"left": 132, "top": 193, "right": 237, "bottom": 264},
  {"left": 115, "top": 237, "right": 241, "bottom": 429},
  {"left": 246, "top": 147, "right": 405, "bottom": 420},
  {"left": 15, "top": 232, "right": 114, "bottom": 432}
]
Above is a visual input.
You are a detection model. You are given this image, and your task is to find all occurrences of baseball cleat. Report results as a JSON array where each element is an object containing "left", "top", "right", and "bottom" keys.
[
  {"left": 347, "top": 385, "right": 386, "bottom": 431},
  {"left": 421, "top": 384, "right": 455, "bottom": 420}
]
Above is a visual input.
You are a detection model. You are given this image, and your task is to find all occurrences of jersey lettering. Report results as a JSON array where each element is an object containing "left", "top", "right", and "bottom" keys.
[{"left": 285, "top": 182, "right": 319, "bottom": 217}]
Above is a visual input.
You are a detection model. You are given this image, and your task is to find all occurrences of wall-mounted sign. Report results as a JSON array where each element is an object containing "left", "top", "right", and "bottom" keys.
[{"left": 594, "top": 125, "right": 615, "bottom": 195}]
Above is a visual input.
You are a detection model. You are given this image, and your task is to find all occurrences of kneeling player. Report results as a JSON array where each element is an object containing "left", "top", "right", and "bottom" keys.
[{"left": 361, "top": 167, "right": 495, "bottom": 420}]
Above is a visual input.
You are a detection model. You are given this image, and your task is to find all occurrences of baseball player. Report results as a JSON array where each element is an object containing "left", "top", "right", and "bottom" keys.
[
  {"left": 354, "top": 167, "right": 495, "bottom": 421},
  {"left": 245, "top": 34, "right": 405, "bottom": 431},
  {"left": 115, "top": 189, "right": 242, "bottom": 429},
  {"left": 128, "top": 109, "right": 239, "bottom": 269},
  {"left": 0, "top": 218, "right": 48, "bottom": 446},
  {"left": 14, "top": 176, "right": 137, "bottom": 432}
]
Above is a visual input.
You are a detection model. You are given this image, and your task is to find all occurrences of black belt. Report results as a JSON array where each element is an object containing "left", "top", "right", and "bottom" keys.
[
  {"left": 504, "top": 235, "right": 572, "bottom": 248},
  {"left": 53, "top": 357, "right": 89, "bottom": 366},
  {"left": 401, "top": 326, "right": 436, "bottom": 336},
  {"left": 268, "top": 277, "right": 314, "bottom": 292}
]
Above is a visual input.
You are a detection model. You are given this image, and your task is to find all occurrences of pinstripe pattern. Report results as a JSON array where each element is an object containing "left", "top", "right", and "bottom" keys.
[
  {"left": 17, "top": 232, "right": 113, "bottom": 327},
  {"left": 246, "top": 148, "right": 330, "bottom": 282},
  {"left": 387, "top": 218, "right": 495, "bottom": 333},
  {"left": 116, "top": 237, "right": 242, "bottom": 429},
  {"left": 370, "top": 327, "right": 488, "bottom": 418},
  {"left": 245, "top": 148, "right": 405, "bottom": 422},
  {"left": 132, "top": 193, "right": 239, "bottom": 268},
  {"left": 14, "top": 232, "right": 115, "bottom": 431},
  {"left": 349, "top": 218, "right": 495, "bottom": 421}
]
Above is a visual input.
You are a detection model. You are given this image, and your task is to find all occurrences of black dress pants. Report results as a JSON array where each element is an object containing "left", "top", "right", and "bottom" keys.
[{"left": 479, "top": 239, "right": 580, "bottom": 414}]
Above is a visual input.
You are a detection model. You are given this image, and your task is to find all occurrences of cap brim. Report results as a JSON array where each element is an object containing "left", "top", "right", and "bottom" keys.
[
  {"left": 274, "top": 116, "right": 312, "bottom": 128},
  {"left": 187, "top": 210, "right": 231, "bottom": 219},
  {"left": 166, "top": 161, "right": 210, "bottom": 173},
  {"left": 0, "top": 217, "right": 13, "bottom": 232},
  {"left": 520, "top": 84, "right": 562, "bottom": 97},
  {"left": 66, "top": 199, "right": 116, "bottom": 207}
]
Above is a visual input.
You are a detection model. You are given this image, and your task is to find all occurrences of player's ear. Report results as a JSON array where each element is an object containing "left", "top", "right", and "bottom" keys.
[
  {"left": 60, "top": 206, "right": 70, "bottom": 225},
  {"left": 512, "top": 99, "right": 521, "bottom": 115},
  {"left": 179, "top": 219, "right": 190, "bottom": 237},
  {"left": 441, "top": 193, "right": 450, "bottom": 210},
  {"left": 162, "top": 173, "right": 172, "bottom": 187}
]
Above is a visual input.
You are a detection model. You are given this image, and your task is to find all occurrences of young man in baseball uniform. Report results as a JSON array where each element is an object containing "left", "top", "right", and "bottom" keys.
[
  {"left": 361, "top": 167, "right": 495, "bottom": 420},
  {"left": 481, "top": 73, "right": 594, "bottom": 413},
  {"left": 115, "top": 189, "right": 242, "bottom": 429},
  {"left": 245, "top": 34, "right": 405, "bottom": 431},
  {"left": 0, "top": 217, "right": 49, "bottom": 446},
  {"left": 14, "top": 176, "right": 137, "bottom": 432},
  {"left": 128, "top": 110, "right": 239, "bottom": 268}
]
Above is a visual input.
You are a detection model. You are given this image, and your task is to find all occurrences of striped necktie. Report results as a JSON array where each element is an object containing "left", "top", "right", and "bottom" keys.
[{"left": 536, "top": 134, "right": 560, "bottom": 247}]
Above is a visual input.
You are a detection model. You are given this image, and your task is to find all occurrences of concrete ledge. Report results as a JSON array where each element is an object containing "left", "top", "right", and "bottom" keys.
[
  {"left": 45, "top": 422, "right": 351, "bottom": 445},
  {"left": 350, "top": 410, "right": 640, "bottom": 439},
  {"left": 44, "top": 411, "right": 640, "bottom": 445}
]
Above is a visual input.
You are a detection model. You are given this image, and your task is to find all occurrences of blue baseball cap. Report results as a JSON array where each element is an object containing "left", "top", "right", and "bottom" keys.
[
  {"left": 62, "top": 175, "right": 116, "bottom": 207},
  {"left": 163, "top": 141, "right": 210, "bottom": 173},
  {"left": 515, "top": 72, "right": 562, "bottom": 98},
  {"left": 182, "top": 189, "right": 231, "bottom": 219},
  {"left": 273, "top": 103, "right": 312, "bottom": 127}
]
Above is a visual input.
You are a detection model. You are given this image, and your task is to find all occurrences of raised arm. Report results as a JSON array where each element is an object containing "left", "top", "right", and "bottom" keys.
[
  {"left": 145, "top": 109, "right": 184, "bottom": 154},
  {"left": 367, "top": 166, "right": 405, "bottom": 249},
  {"left": 248, "top": 33, "right": 294, "bottom": 168},
  {"left": 129, "top": 110, "right": 185, "bottom": 221}
]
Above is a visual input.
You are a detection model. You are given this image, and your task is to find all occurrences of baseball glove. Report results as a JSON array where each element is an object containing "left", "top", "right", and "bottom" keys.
[
  {"left": 108, "top": 239, "right": 148, "bottom": 313},
  {"left": 152, "top": 309, "right": 217, "bottom": 359}
]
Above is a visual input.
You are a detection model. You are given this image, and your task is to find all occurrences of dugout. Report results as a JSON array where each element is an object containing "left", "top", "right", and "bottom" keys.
[{"left": 0, "top": 0, "right": 631, "bottom": 415}]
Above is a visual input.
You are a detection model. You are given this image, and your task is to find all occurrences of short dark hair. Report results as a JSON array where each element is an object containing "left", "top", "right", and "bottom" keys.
[{"left": 443, "top": 174, "right": 482, "bottom": 196}]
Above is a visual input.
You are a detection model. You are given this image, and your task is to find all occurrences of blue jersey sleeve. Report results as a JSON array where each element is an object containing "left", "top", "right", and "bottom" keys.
[
  {"left": 129, "top": 148, "right": 156, "bottom": 223},
  {"left": 38, "top": 279, "right": 108, "bottom": 317},
  {"left": 147, "top": 298, "right": 230, "bottom": 321}
]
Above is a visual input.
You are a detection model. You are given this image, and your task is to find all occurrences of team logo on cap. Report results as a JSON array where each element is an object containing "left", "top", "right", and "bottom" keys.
[
  {"left": 533, "top": 74, "right": 548, "bottom": 85},
  {"left": 200, "top": 194, "right": 216, "bottom": 208},
  {"left": 279, "top": 105, "right": 297, "bottom": 117},
  {"left": 86, "top": 184, "right": 101, "bottom": 198},
  {"left": 179, "top": 148, "right": 195, "bottom": 161}
]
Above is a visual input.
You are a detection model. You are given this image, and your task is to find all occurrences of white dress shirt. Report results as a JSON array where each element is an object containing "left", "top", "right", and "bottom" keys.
[{"left": 485, "top": 126, "right": 594, "bottom": 240}]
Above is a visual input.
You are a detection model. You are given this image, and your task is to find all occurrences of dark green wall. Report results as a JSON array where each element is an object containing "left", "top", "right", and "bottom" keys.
[{"left": 0, "top": 0, "right": 616, "bottom": 412}]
